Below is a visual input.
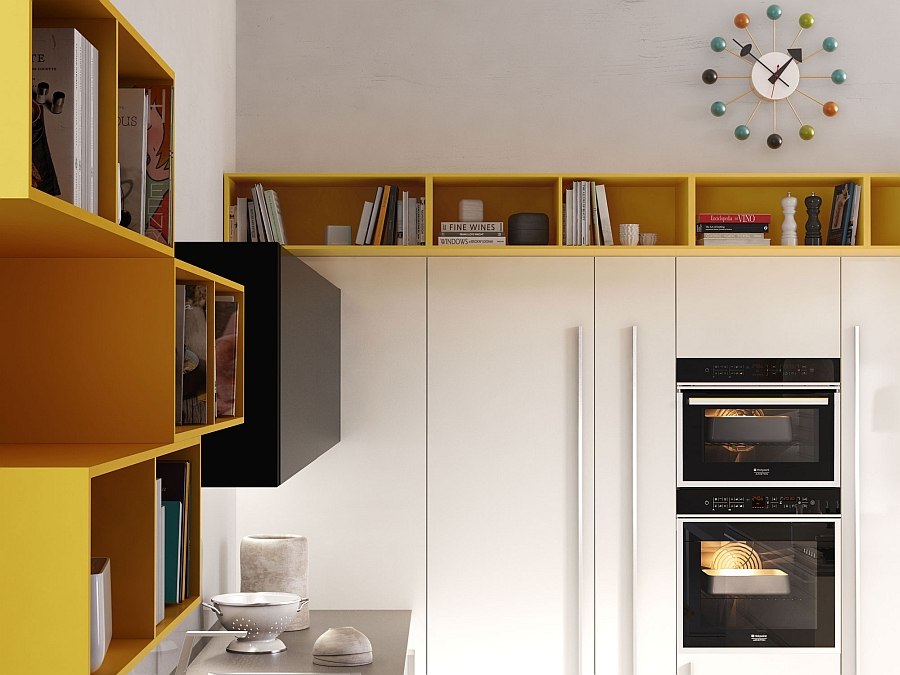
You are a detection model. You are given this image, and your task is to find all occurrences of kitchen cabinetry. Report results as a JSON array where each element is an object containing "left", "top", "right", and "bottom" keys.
[
  {"left": 427, "top": 257, "right": 595, "bottom": 675},
  {"left": 840, "top": 257, "right": 900, "bottom": 674},
  {"left": 175, "top": 243, "right": 340, "bottom": 487},
  {"left": 676, "top": 257, "right": 841, "bottom": 357},
  {"left": 594, "top": 257, "right": 676, "bottom": 675},
  {"left": 0, "top": 1, "right": 242, "bottom": 671}
]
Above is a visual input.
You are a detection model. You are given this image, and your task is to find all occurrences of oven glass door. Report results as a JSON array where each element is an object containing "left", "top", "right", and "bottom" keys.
[
  {"left": 681, "top": 519, "right": 837, "bottom": 648},
  {"left": 679, "top": 389, "right": 837, "bottom": 483}
]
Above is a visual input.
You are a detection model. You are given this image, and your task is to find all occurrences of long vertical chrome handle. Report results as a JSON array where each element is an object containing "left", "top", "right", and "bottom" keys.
[
  {"left": 631, "top": 325, "right": 638, "bottom": 675},
  {"left": 577, "top": 325, "right": 585, "bottom": 675},
  {"left": 854, "top": 325, "right": 861, "bottom": 675}
]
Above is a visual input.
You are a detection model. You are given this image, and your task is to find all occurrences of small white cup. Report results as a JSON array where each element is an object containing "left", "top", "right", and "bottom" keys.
[
  {"left": 639, "top": 232, "right": 658, "bottom": 246},
  {"left": 619, "top": 223, "right": 640, "bottom": 246}
]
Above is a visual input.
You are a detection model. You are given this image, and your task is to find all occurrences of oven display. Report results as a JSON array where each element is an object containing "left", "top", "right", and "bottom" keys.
[{"left": 677, "top": 488, "right": 841, "bottom": 515}]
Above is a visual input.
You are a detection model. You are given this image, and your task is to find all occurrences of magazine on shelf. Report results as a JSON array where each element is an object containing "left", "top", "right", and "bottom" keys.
[
  {"left": 118, "top": 88, "right": 148, "bottom": 233},
  {"left": 143, "top": 86, "right": 173, "bottom": 244},
  {"left": 826, "top": 182, "right": 855, "bottom": 246},
  {"left": 181, "top": 285, "right": 208, "bottom": 425},
  {"left": 214, "top": 297, "right": 239, "bottom": 417},
  {"left": 175, "top": 284, "right": 186, "bottom": 425}
]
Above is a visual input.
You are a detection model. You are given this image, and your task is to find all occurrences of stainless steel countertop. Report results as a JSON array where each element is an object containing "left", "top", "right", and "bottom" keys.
[{"left": 187, "top": 610, "right": 411, "bottom": 675}]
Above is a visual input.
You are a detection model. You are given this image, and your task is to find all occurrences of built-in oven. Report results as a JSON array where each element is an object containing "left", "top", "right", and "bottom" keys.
[
  {"left": 677, "top": 487, "right": 841, "bottom": 669},
  {"left": 677, "top": 358, "right": 840, "bottom": 487}
]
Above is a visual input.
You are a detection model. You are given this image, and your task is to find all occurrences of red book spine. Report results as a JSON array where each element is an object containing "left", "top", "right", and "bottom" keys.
[{"left": 697, "top": 213, "right": 772, "bottom": 223}]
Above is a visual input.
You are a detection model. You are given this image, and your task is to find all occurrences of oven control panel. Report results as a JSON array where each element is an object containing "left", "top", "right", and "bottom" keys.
[
  {"left": 677, "top": 488, "right": 841, "bottom": 515},
  {"left": 676, "top": 358, "right": 839, "bottom": 383}
]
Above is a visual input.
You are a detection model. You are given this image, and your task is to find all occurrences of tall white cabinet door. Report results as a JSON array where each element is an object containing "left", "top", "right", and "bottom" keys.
[
  {"left": 427, "top": 257, "right": 595, "bottom": 675},
  {"left": 594, "top": 258, "right": 676, "bottom": 675},
  {"left": 841, "top": 257, "right": 900, "bottom": 674},
  {"left": 234, "top": 258, "right": 427, "bottom": 664},
  {"left": 676, "top": 257, "right": 840, "bottom": 357}
]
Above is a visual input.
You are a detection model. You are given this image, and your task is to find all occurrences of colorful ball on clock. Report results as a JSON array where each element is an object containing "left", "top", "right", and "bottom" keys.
[
  {"left": 831, "top": 69, "right": 847, "bottom": 84},
  {"left": 799, "top": 13, "right": 815, "bottom": 29},
  {"left": 766, "top": 5, "right": 782, "bottom": 20},
  {"left": 710, "top": 101, "right": 726, "bottom": 117},
  {"left": 823, "top": 101, "right": 839, "bottom": 117},
  {"left": 799, "top": 125, "right": 815, "bottom": 141},
  {"left": 734, "top": 125, "right": 751, "bottom": 141},
  {"left": 823, "top": 37, "right": 838, "bottom": 52},
  {"left": 710, "top": 37, "right": 726, "bottom": 52},
  {"left": 702, "top": 69, "right": 718, "bottom": 84},
  {"left": 734, "top": 13, "right": 750, "bottom": 29}
]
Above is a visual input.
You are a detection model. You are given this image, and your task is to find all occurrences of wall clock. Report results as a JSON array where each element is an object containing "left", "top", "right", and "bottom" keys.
[{"left": 702, "top": 5, "right": 846, "bottom": 149}]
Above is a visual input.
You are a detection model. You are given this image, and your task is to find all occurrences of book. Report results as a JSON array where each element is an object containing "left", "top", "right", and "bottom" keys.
[
  {"left": 590, "top": 181, "right": 601, "bottom": 246},
  {"left": 697, "top": 213, "right": 772, "bottom": 223},
  {"left": 594, "top": 184, "right": 614, "bottom": 245},
  {"left": 214, "top": 297, "right": 239, "bottom": 417},
  {"left": 161, "top": 500, "right": 182, "bottom": 604},
  {"left": 700, "top": 238, "right": 771, "bottom": 246},
  {"left": 247, "top": 200, "right": 260, "bottom": 242},
  {"left": 383, "top": 185, "right": 399, "bottom": 245},
  {"left": 235, "top": 197, "right": 249, "bottom": 242},
  {"left": 32, "top": 28, "right": 94, "bottom": 209},
  {"left": 371, "top": 184, "right": 391, "bottom": 245},
  {"left": 156, "top": 478, "right": 165, "bottom": 623},
  {"left": 698, "top": 232, "right": 767, "bottom": 238},
  {"left": 438, "top": 231, "right": 506, "bottom": 237},
  {"left": 85, "top": 33, "right": 98, "bottom": 214},
  {"left": 440, "top": 221, "right": 504, "bottom": 233},
  {"left": 355, "top": 200, "right": 374, "bottom": 245},
  {"left": 117, "top": 88, "right": 148, "bottom": 233},
  {"left": 143, "top": 86, "right": 172, "bottom": 244},
  {"left": 848, "top": 182, "right": 862, "bottom": 246},
  {"left": 696, "top": 222, "right": 769, "bottom": 233},
  {"left": 158, "top": 459, "right": 190, "bottom": 602},
  {"left": 364, "top": 186, "right": 385, "bottom": 245},
  {"left": 826, "top": 182, "right": 854, "bottom": 246},
  {"left": 438, "top": 236, "right": 506, "bottom": 245},
  {"left": 253, "top": 184, "right": 273, "bottom": 242},
  {"left": 175, "top": 284, "right": 186, "bottom": 425},
  {"left": 264, "top": 188, "right": 286, "bottom": 243},
  {"left": 181, "top": 285, "right": 208, "bottom": 425}
]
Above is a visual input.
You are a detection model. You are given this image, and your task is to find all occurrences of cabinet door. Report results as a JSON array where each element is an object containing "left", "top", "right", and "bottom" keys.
[
  {"left": 594, "top": 258, "right": 676, "bottom": 675},
  {"left": 676, "top": 257, "right": 840, "bottom": 357},
  {"left": 427, "top": 257, "right": 594, "bottom": 675},
  {"left": 841, "top": 257, "right": 900, "bottom": 674}
]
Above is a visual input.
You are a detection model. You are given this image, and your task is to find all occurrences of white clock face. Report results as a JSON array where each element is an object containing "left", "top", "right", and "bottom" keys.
[{"left": 751, "top": 52, "right": 800, "bottom": 100}]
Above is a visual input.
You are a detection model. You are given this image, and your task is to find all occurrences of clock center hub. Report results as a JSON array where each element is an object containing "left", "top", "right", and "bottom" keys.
[{"left": 751, "top": 52, "right": 800, "bottom": 100}]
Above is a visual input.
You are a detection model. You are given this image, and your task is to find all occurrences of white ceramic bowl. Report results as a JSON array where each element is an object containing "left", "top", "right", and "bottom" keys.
[{"left": 203, "top": 592, "right": 309, "bottom": 654}]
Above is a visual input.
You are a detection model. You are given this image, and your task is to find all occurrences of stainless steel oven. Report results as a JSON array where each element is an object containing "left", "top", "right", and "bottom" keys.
[
  {"left": 677, "top": 358, "right": 840, "bottom": 487},
  {"left": 676, "top": 487, "right": 841, "bottom": 672}
]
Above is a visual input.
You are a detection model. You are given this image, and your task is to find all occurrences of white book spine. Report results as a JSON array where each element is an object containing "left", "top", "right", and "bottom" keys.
[
  {"left": 364, "top": 186, "right": 384, "bottom": 245},
  {"left": 236, "top": 196, "right": 248, "bottom": 242},
  {"left": 355, "top": 201, "right": 374, "bottom": 245}
]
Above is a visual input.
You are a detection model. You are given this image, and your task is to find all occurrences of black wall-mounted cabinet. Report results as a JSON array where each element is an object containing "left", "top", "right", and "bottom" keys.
[{"left": 176, "top": 242, "right": 341, "bottom": 487}]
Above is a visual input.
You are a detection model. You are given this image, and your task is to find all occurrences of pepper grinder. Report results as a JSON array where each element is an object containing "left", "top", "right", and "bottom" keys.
[
  {"left": 781, "top": 192, "right": 798, "bottom": 246},
  {"left": 804, "top": 192, "right": 823, "bottom": 246}
]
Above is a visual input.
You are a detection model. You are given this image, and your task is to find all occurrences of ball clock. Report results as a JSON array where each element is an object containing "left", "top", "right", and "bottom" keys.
[{"left": 702, "top": 5, "right": 846, "bottom": 149}]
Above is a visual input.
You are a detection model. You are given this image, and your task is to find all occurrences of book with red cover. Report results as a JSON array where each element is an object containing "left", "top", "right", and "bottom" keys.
[{"left": 697, "top": 213, "right": 772, "bottom": 223}]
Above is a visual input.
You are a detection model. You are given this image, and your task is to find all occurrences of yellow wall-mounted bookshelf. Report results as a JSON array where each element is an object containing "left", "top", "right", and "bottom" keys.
[
  {"left": 0, "top": 1, "right": 243, "bottom": 673},
  {"left": 225, "top": 172, "right": 900, "bottom": 257}
]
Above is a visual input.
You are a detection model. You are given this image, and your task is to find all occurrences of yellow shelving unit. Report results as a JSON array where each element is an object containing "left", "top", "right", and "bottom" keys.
[
  {"left": 225, "top": 172, "right": 900, "bottom": 257},
  {"left": 0, "top": 1, "right": 243, "bottom": 672}
]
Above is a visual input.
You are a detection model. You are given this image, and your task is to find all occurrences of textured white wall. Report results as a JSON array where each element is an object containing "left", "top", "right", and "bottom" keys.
[
  {"left": 117, "top": 0, "right": 236, "bottom": 241},
  {"left": 235, "top": 0, "right": 893, "bottom": 173}
]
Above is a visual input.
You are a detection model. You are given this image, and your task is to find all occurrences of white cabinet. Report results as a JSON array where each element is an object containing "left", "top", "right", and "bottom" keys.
[
  {"left": 840, "top": 257, "right": 900, "bottom": 674},
  {"left": 427, "top": 257, "right": 595, "bottom": 675},
  {"left": 676, "top": 257, "right": 840, "bottom": 357},
  {"left": 594, "top": 258, "right": 676, "bottom": 675}
]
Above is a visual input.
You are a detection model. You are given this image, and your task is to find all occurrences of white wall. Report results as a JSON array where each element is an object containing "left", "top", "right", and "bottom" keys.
[{"left": 235, "top": 0, "right": 890, "bottom": 173}]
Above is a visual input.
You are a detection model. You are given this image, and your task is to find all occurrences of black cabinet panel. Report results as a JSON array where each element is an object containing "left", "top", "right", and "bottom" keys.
[{"left": 176, "top": 243, "right": 340, "bottom": 486}]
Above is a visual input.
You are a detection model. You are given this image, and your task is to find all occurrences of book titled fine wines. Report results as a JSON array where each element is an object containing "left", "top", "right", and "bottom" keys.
[
  {"left": 440, "top": 221, "right": 504, "bottom": 233},
  {"left": 32, "top": 28, "right": 99, "bottom": 212}
]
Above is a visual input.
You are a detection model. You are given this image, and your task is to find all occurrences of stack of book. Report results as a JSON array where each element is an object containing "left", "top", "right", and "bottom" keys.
[
  {"left": 158, "top": 460, "right": 192, "bottom": 605},
  {"left": 117, "top": 85, "right": 173, "bottom": 244},
  {"left": 563, "top": 180, "right": 613, "bottom": 246},
  {"left": 438, "top": 221, "right": 506, "bottom": 245},
  {"left": 32, "top": 28, "right": 99, "bottom": 215},
  {"left": 176, "top": 283, "right": 208, "bottom": 425},
  {"left": 229, "top": 183, "right": 287, "bottom": 243},
  {"left": 354, "top": 185, "right": 425, "bottom": 245},
  {"left": 696, "top": 213, "right": 771, "bottom": 246}
]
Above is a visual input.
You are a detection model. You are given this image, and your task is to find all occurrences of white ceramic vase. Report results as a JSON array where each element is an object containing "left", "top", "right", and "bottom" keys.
[{"left": 240, "top": 534, "right": 309, "bottom": 630}]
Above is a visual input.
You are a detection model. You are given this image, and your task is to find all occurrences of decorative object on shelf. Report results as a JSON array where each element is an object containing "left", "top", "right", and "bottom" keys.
[
  {"left": 781, "top": 192, "right": 798, "bottom": 246},
  {"left": 639, "top": 232, "right": 658, "bottom": 246},
  {"left": 458, "top": 199, "right": 484, "bottom": 221},
  {"left": 89, "top": 557, "right": 112, "bottom": 673},
  {"left": 619, "top": 223, "right": 640, "bottom": 246},
  {"left": 312, "top": 626, "right": 374, "bottom": 667},
  {"left": 508, "top": 212, "right": 549, "bottom": 245},
  {"left": 804, "top": 192, "right": 824, "bottom": 245},
  {"left": 704, "top": 6, "right": 846, "bottom": 149},
  {"left": 325, "top": 225, "right": 352, "bottom": 245},
  {"left": 241, "top": 534, "right": 310, "bottom": 630},
  {"left": 202, "top": 592, "right": 309, "bottom": 654}
]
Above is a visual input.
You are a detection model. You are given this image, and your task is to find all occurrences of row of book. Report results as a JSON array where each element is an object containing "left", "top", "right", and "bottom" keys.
[
  {"left": 157, "top": 459, "right": 192, "bottom": 613},
  {"left": 32, "top": 28, "right": 98, "bottom": 215},
  {"left": 175, "top": 285, "right": 239, "bottom": 426},
  {"left": 438, "top": 220, "right": 506, "bottom": 245},
  {"left": 117, "top": 85, "right": 173, "bottom": 244},
  {"left": 229, "top": 184, "right": 286, "bottom": 243},
  {"left": 355, "top": 185, "right": 425, "bottom": 245},
  {"left": 564, "top": 181, "right": 614, "bottom": 246}
]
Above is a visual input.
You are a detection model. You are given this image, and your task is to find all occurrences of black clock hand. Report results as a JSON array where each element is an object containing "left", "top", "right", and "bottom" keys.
[{"left": 733, "top": 39, "right": 789, "bottom": 86}]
